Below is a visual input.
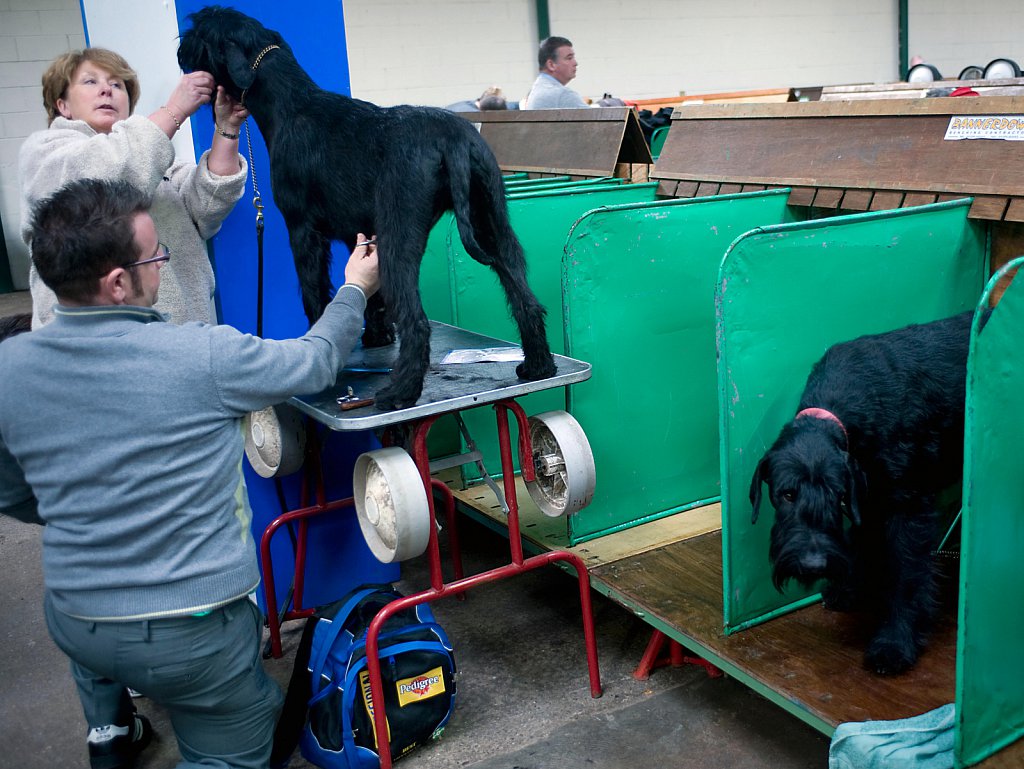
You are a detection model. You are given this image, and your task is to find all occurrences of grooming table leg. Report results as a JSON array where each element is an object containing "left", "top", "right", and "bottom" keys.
[
  {"left": 361, "top": 398, "right": 603, "bottom": 769},
  {"left": 259, "top": 437, "right": 354, "bottom": 658}
]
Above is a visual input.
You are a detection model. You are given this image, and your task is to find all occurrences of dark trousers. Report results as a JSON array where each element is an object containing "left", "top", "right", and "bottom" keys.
[{"left": 45, "top": 593, "right": 283, "bottom": 769}]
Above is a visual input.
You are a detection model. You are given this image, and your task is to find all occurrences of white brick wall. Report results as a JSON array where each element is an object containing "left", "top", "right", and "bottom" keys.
[
  {"left": 344, "top": 0, "right": 899, "bottom": 105},
  {"left": 551, "top": 0, "right": 899, "bottom": 100},
  {"left": 0, "top": 0, "right": 83, "bottom": 289},
  {"left": 343, "top": 0, "right": 539, "bottom": 107},
  {"left": 343, "top": 0, "right": 1021, "bottom": 106}
]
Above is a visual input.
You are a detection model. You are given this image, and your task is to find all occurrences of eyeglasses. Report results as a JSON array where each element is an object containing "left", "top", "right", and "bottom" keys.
[{"left": 124, "top": 244, "right": 170, "bottom": 269}]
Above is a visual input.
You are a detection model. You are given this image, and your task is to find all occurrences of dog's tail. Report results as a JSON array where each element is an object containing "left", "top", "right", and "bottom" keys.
[{"left": 446, "top": 135, "right": 520, "bottom": 267}]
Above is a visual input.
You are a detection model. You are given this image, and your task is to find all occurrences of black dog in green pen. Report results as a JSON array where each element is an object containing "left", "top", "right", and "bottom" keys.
[
  {"left": 177, "top": 6, "right": 556, "bottom": 411},
  {"left": 749, "top": 311, "right": 974, "bottom": 675}
]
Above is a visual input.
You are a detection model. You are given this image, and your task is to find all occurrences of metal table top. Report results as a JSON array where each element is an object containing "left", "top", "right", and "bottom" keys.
[{"left": 289, "top": 321, "right": 591, "bottom": 430}]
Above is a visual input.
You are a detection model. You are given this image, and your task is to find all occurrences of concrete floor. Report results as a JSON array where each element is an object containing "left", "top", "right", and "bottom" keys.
[
  {"left": 0, "top": 289, "right": 830, "bottom": 768},
  {"left": 0, "top": 519, "right": 830, "bottom": 769}
]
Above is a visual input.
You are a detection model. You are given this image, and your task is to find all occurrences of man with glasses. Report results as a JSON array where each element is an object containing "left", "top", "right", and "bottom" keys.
[{"left": 0, "top": 178, "right": 379, "bottom": 769}]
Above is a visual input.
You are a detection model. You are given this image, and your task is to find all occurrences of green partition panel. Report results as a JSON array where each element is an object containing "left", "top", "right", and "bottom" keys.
[
  {"left": 562, "top": 190, "right": 802, "bottom": 543},
  {"left": 416, "top": 183, "right": 631, "bottom": 461},
  {"left": 650, "top": 125, "right": 669, "bottom": 159},
  {"left": 717, "top": 199, "right": 987, "bottom": 633},
  {"left": 452, "top": 183, "right": 660, "bottom": 482},
  {"left": 505, "top": 178, "right": 624, "bottom": 195},
  {"left": 504, "top": 175, "right": 570, "bottom": 188},
  {"left": 420, "top": 212, "right": 456, "bottom": 324},
  {"left": 956, "top": 258, "right": 1024, "bottom": 768},
  {"left": 419, "top": 182, "right": 625, "bottom": 324}
]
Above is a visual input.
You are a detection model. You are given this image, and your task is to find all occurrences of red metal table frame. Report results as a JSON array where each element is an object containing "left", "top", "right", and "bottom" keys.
[{"left": 259, "top": 321, "right": 601, "bottom": 769}]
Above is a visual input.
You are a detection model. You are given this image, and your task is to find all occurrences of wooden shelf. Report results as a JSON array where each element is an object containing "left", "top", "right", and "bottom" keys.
[{"left": 450, "top": 484, "right": 1022, "bottom": 765}]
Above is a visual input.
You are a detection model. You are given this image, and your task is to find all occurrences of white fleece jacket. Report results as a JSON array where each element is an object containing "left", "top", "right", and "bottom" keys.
[{"left": 19, "top": 115, "right": 247, "bottom": 327}]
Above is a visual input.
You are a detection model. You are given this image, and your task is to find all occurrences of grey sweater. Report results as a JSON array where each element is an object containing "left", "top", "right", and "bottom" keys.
[
  {"left": 524, "top": 73, "right": 588, "bottom": 110},
  {"left": 0, "top": 286, "right": 366, "bottom": 621},
  {"left": 19, "top": 115, "right": 247, "bottom": 327}
]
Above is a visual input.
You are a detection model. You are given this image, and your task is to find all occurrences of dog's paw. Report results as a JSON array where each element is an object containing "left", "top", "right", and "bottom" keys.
[
  {"left": 821, "top": 582, "right": 859, "bottom": 612},
  {"left": 362, "top": 324, "right": 396, "bottom": 349},
  {"left": 864, "top": 634, "right": 917, "bottom": 676},
  {"left": 516, "top": 354, "right": 557, "bottom": 381},
  {"left": 374, "top": 384, "right": 421, "bottom": 412}
]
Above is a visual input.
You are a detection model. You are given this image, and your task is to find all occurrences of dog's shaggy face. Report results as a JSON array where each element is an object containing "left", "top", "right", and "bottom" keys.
[
  {"left": 177, "top": 6, "right": 287, "bottom": 101},
  {"left": 750, "top": 419, "right": 863, "bottom": 592}
]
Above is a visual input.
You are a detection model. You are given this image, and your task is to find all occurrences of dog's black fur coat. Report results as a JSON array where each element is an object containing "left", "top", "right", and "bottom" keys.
[
  {"left": 749, "top": 311, "right": 973, "bottom": 675},
  {"left": 0, "top": 314, "right": 31, "bottom": 343},
  {"left": 178, "top": 7, "right": 556, "bottom": 410}
]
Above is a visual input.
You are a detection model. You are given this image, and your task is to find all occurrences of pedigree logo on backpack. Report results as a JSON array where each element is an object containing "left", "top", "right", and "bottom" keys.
[
  {"left": 294, "top": 586, "right": 457, "bottom": 768},
  {"left": 395, "top": 666, "right": 447, "bottom": 707}
]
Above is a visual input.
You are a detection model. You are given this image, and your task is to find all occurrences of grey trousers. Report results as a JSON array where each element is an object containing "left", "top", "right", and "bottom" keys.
[{"left": 44, "top": 594, "right": 284, "bottom": 769}]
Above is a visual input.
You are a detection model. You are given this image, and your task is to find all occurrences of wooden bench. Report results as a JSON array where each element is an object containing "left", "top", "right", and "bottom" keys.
[
  {"left": 465, "top": 107, "right": 651, "bottom": 182},
  {"left": 653, "top": 96, "right": 1024, "bottom": 297},
  {"left": 820, "top": 77, "right": 1024, "bottom": 101}
]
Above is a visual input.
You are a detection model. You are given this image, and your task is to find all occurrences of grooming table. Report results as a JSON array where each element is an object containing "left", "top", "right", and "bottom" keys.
[{"left": 259, "top": 321, "right": 601, "bottom": 769}]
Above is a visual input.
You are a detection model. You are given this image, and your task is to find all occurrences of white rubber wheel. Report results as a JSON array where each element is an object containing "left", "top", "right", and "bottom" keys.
[
  {"left": 353, "top": 448, "right": 431, "bottom": 563},
  {"left": 525, "top": 411, "right": 596, "bottom": 517},
  {"left": 243, "top": 404, "right": 306, "bottom": 478}
]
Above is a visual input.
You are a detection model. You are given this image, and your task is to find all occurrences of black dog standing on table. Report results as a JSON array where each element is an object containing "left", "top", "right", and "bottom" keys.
[
  {"left": 177, "top": 6, "right": 556, "bottom": 410},
  {"left": 749, "top": 311, "right": 974, "bottom": 675}
]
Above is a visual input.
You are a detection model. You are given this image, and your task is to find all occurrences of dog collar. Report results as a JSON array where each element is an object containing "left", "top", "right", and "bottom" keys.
[
  {"left": 240, "top": 44, "right": 281, "bottom": 105},
  {"left": 796, "top": 407, "right": 849, "bottom": 446}
]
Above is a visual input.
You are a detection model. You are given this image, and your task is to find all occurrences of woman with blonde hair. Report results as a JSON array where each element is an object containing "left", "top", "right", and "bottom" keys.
[{"left": 20, "top": 47, "right": 248, "bottom": 328}]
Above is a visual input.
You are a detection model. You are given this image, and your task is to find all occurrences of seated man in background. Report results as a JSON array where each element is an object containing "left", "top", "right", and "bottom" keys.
[
  {"left": 446, "top": 85, "right": 511, "bottom": 112},
  {"left": 525, "top": 35, "right": 588, "bottom": 109},
  {"left": 0, "top": 178, "right": 379, "bottom": 769}
]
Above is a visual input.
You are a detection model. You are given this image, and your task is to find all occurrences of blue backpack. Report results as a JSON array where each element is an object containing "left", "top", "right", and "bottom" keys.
[{"left": 292, "top": 585, "right": 457, "bottom": 769}]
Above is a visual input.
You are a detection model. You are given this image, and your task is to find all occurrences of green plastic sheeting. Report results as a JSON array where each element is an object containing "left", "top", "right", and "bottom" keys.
[
  {"left": 561, "top": 190, "right": 802, "bottom": 543},
  {"left": 421, "top": 212, "right": 457, "bottom": 324},
  {"left": 416, "top": 181, "right": 639, "bottom": 461},
  {"left": 504, "top": 175, "right": 569, "bottom": 188},
  {"left": 956, "top": 258, "right": 1024, "bottom": 768},
  {"left": 650, "top": 125, "right": 669, "bottom": 159},
  {"left": 504, "top": 178, "right": 625, "bottom": 195},
  {"left": 419, "top": 181, "right": 624, "bottom": 325},
  {"left": 717, "top": 200, "right": 987, "bottom": 633},
  {"left": 450, "top": 182, "right": 660, "bottom": 482}
]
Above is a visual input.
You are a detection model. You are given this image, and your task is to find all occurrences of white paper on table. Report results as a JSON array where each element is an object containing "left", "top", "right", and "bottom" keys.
[{"left": 441, "top": 347, "right": 525, "bottom": 365}]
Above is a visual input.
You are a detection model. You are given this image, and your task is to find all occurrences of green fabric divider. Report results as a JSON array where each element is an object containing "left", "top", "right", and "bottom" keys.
[
  {"left": 503, "top": 175, "right": 570, "bottom": 188},
  {"left": 717, "top": 199, "right": 987, "bottom": 633},
  {"left": 505, "top": 178, "right": 624, "bottom": 195},
  {"left": 650, "top": 125, "right": 669, "bottom": 159},
  {"left": 415, "top": 183, "right": 630, "bottom": 461},
  {"left": 561, "top": 190, "right": 802, "bottom": 543},
  {"left": 421, "top": 212, "right": 457, "bottom": 325},
  {"left": 450, "top": 182, "right": 660, "bottom": 485},
  {"left": 419, "top": 181, "right": 625, "bottom": 324},
  {"left": 956, "top": 257, "right": 1024, "bottom": 768}
]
